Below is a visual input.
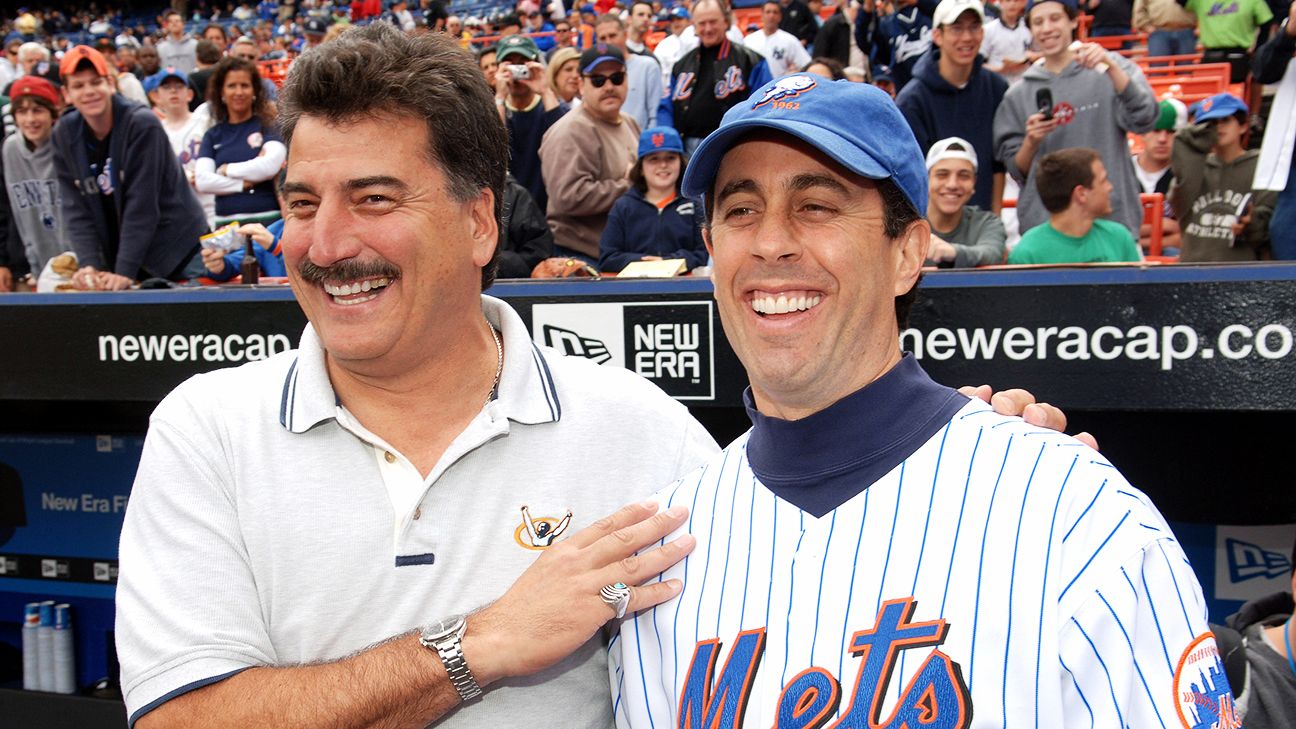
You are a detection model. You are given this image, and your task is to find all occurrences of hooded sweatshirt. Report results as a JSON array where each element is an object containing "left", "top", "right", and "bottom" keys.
[
  {"left": 896, "top": 50, "right": 1008, "bottom": 211},
  {"left": 1171, "top": 121, "right": 1275, "bottom": 262},
  {"left": 2, "top": 132, "right": 64, "bottom": 273},
  {"left": 1224, "top": 591, "right": 1296, "bottom": 729},
  {"left": 598, "top": 187, "right": 707, "bottom": 272},
  {"left": 993, "top": 52, "right": 1157, "bottom": 234}
]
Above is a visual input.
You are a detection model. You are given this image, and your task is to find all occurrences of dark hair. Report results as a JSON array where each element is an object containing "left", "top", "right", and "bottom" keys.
[
  {"left": 196, "top": 39, "right": 223, "bottom": 64},
  {"left": 280, "top": 23, "right": 508, "bottom": 290},
  {"left": 11, "top": 93, "right": 57, "bottom": 116},
  {"left": 203, "top": 23, "right": 228, "bottom": 42},
  {"left": 763, "top": 0, "right": 782, "bottom": 9},
  {"left": 701, "top": 137, "right": 923, "bottom": 328},
  {"left": 630, "top": 0, "right": 656, "bottom": 13},
  {"left": 804, "top": 56, "right": 846, "bottom": 80},
  {"left": 629, "top": 151, "right": 685, "bottom": 195},
  {"left": 207, "top": 56, "right": 273, "bottom": 126},
  {"left": 163, "top": 10, "right": 183, "bottom": 21},
  {"left": 1035, "top": 147, "right": 1099, "bottom": 214}
]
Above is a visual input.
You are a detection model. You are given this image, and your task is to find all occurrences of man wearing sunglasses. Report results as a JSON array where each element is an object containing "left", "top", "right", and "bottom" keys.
[{"left": 539, "top": 44, "right": 639, "bottom": 263}]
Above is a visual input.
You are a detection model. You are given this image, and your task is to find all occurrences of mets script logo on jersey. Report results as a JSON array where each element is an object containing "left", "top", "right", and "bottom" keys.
[
  {"left": 673, "top": 72, "right": 697, "bottom": 101},
  {"left": 753, "top": 75, "right": 816, "bottom": 110},
  {"left": 514, "top": 505, "right": 573, "bottom": 550},
  {"left": 1226, "top": 538, "right": 1291, "bottom": 582},
  {"left": 679, "top": 597, "right": 970, "bottom": 729},
  {"left": 714, "top": 66, "right": 747, "bottom": 100},
  {"left": 1172, "top": 634, "right": 1241, "bottom": 729}
]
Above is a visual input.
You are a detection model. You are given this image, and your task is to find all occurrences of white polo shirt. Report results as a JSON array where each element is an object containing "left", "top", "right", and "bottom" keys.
[{"left": 116, "top": 295, "right": 719, "bottom": 727}]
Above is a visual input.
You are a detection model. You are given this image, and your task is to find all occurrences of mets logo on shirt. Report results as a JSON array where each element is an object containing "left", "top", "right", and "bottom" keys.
[
  {"left": 753, "top": 75, "right": 815, "bottom": 110},
  {"left": 513, "top": 505, "right": 573, "bottom": 550},
  {"left": 247, "top": 131, "right": 264, "bottom": 149},
  {"left": 1172, "top": 633, "right": 1241, "bottom": 728}
]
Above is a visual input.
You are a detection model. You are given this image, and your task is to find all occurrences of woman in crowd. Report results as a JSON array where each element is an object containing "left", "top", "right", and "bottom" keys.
[
  {"left": 598, "top": 126, "right": 707, "bottom": 274},
  {"left": 194, "top": 56, "right": 286, "bottom": 227},
  {"left": 546, "top": 46, "right": 582, "bottom": 106}
]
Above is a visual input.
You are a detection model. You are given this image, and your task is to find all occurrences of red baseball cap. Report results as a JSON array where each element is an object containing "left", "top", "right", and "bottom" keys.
[
  {"left": 59, "top": 45, "right": 111, "bottom": 79},
  {"left": 8, "top": 75, "right": 60, "bottom": 108}
]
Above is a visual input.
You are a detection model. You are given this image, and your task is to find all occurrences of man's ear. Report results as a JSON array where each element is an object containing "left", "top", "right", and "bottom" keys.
[
  {"left": 469, "top": 187, "right": 500, "bottom": 269},
  {"left": 893, "top": 218, "right": 930, "bottom": 297},
  {"left": 702, "top": 224, "right": 714, "bottom": 258}
]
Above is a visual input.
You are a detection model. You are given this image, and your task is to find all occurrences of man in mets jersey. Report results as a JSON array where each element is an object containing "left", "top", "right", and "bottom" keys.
[{"left": 609, "top": 74, "right": 1238, "bottom": 729}]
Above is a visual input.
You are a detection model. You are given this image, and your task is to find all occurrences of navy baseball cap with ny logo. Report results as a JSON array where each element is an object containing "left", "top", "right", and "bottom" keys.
[{"left": 680, "top": 74, "right": 928, "bottom": 214}]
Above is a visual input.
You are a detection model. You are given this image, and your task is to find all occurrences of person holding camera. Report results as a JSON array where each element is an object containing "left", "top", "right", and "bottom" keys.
[
  {"left": 992, "top": 0, "right": 1156, "bottom": 236},
  {"left": 495, "top": 34, "right": 570, "bottom": 214}
]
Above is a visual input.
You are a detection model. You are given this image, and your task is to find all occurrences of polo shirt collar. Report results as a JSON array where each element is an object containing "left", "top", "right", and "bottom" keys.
[{"left": 278, "top": 295, "right": 562, "bottom": 434}]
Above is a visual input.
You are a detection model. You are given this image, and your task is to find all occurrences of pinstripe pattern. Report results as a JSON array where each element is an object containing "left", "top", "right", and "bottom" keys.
[{"left": 610, "top": 399, "right": 1227, "bottom": 728}]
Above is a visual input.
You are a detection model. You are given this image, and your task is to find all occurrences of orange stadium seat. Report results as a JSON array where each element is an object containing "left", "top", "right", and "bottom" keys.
[
  {"left": 645, "top": 29, "right": 666, "bottom": 51},
  {"left": 1135, "top": 53, "right": 1204, "bottom": 69},
  {"left": 734, "top": 7, "right": 762, "bottom": 30},
  {"left": 1141, "top": 192, "right": 1169, "bottom": 259}
]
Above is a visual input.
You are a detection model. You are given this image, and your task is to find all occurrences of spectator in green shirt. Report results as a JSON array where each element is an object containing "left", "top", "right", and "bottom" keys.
[
  {"left": 1009, "top": 147, "right": 1142, "bottom": 264},
  {"left": 1184, "top": 0, "right": 1272, "bottom": 82}
]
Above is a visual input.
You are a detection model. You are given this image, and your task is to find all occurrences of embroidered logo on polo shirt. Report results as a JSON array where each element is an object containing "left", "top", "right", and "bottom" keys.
[{"left": 515, "top": 505, "right": 573, "bottom": 550}]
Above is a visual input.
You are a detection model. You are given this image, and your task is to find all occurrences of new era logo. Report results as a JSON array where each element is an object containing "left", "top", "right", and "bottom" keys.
[
  {"left": 542, "top": 324, "right": 611, "bottom": 364},
  {"left": 1226, "top": 538, "right": 1291, "bottom": 583}
]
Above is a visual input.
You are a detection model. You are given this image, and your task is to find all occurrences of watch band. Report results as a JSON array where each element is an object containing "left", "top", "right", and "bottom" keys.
[{"left": 420, "top": 619, "right": 483, "bottom": 702}]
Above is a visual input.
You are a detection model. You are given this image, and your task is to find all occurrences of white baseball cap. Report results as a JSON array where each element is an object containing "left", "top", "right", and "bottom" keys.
[
  {"left": 932, "top": 0, "right": 986, "bottom": 27},
  {"left": 925, "top": 137, "right": 979, "bottom": 171}
]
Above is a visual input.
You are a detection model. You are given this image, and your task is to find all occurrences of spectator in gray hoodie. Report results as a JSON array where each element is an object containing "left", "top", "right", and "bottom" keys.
[
  {"left": 2, "top": 75, "right": 64, "bottom": 280},
  {"left": 157, "top": 10, "right": 199, "bottom": 75},
  {"left": 992, "top": 0, "right": 1156, "bottom": 235}
]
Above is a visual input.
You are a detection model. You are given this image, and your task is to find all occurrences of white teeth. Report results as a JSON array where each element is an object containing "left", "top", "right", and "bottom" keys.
[
  {"left": 324, "top": 277, "right": 391, "bottom": 299},
  {"left": 750, "top": 293, "right": 823, "bottom": 315},
  {"left": 335, "top": 293, "right": 378, "bottom": 306}
]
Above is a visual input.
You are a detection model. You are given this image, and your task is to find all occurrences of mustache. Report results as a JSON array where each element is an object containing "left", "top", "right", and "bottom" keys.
[{"left": 298, "top": 258, "right": 402, "bottom": 286}]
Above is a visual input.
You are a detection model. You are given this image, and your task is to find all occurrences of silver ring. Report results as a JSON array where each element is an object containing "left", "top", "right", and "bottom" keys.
[{"left": 600, "top": 582, "right": 632, "bottom": 619}]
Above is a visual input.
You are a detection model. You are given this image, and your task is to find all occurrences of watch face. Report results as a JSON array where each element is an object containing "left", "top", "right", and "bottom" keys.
[{"left": 423, "top": 615, "right": 465, "bottom": 643}]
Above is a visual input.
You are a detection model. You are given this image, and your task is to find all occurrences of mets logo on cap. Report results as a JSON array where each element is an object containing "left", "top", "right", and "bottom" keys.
[
  {"left": 752, "top": 75, "right": 816, "bottom": 110},
  {"left": 1201, "top": 97, "right": 1213, "bottom": 112}
]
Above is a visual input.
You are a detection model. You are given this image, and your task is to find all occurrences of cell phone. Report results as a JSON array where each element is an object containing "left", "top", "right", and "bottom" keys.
[{"left": 1036, "top": 88, "right": 1053, "bottom": 121}]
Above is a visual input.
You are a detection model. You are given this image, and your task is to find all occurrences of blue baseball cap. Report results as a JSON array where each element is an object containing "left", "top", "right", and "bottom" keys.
[
  {"left": 1194, "top": 92, "right": 1248, "bottom": 123},
  {"left": 668, "top": 6, "right": 690, "bottom": 19},
  {"left": 639, "top": 126, "right": 685, "bottom": 157},
  {"left": 681, "top": 74, "right": 927, "bottom": 212},
  {"left": 144, "top": 67, "right": 189, "bottom": 93}
]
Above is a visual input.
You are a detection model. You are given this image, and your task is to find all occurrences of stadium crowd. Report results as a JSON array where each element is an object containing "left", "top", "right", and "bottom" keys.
[{"left": 0, "top": 0, "right": 1291, "bottom": 290}]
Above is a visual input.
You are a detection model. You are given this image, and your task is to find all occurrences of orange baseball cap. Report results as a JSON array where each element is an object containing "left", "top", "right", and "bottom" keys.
[{"left": 59, "top": 45, "right": 111, "bottom": 79}]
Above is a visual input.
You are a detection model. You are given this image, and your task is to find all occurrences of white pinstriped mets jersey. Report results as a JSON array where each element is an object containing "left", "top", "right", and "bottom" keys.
[{"left": 610, "top": 360, "right": 1237, "bottom": 729}]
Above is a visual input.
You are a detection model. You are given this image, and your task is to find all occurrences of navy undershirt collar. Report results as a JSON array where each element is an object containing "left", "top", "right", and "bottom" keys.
[{"left": 745, "top": 354, "right": 968, "bottom": 517}]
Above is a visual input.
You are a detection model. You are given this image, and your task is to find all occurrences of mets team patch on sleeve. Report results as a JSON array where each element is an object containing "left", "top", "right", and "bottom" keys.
[{"left": 1173, "top": 633, "right": 1241, "bottom": 728}]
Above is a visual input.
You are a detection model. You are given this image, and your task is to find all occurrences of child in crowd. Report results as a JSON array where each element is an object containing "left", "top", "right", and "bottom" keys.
[
  {"left": 201, "top": 171, "right": 287, "bottom": 281},
  {"left": 2, "top": 75, "right": 64, "bottom": 282},
  {"left": 598, "top": 126, "right": 707, "bottom": 274},
  {"left": 1171, "top": 93, "right": 1275, "bottom": 262},
  {"left": 980, "top": 0, "right": 1034, "bottom": 84},
  {"left": 145, "top": 67, "right": 214, "bottom": 227}
]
